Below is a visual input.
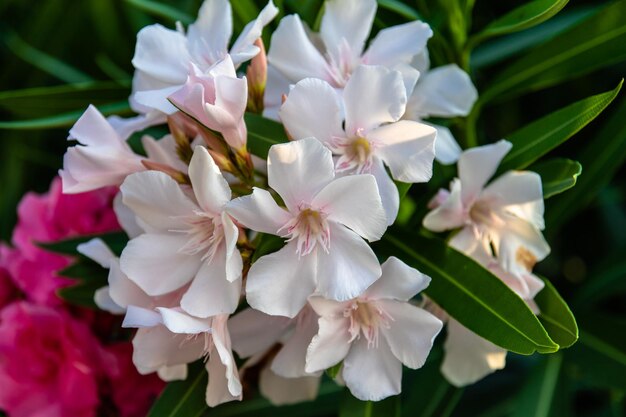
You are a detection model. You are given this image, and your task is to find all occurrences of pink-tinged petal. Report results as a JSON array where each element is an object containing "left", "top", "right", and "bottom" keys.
[
  {"left": 379, "top": 300, "right": 442, "bottom": 369},
  {"left": 267, "top": 14, "right": 330, "bottom": 82},
  {"left": 77, "top": 238, "right": 116, "bottom": 268},
  {"left": 458, "top": 140, "right": 512, "bottom": 204},
  {"left": 187, "top": 0, "right": 232, "bottom": 61},
  {"left": 134, "top": 86, "right": 181, "bottom": 114},
  {"left": 371, "top": 157, "right": 400, "bottom": 225},
  {"left": 210, "top": 74, "right": 248, "bottom": 149},
  {"left": 210, "top": 316, "right": 243, "bottom": 400},
  {"left": 142, "top": 134, "right": 188, "bottom": 172},
  {"left": 482, "top": 171, "right": 544, "bottom": 208},
  {"left": 259, "top": 367, "right": 320, "bottom": 405},
  {"left": 158, "top": 364, "right": 188, "bottom": 381},
  {"left": 120, "top": 234, "right": 201, "bottom": 296},
  {"left": 316, "top": 224, "right": 382, "bottom": 301},
  {"left": 188, "top": 146, "right": 232, "bottom": 214},
  {"left": 495, "top": 215, "right": 550, "bottom": 275},
  {"left": 108, "top": 110, "right": 167, "bottom": 140},
  {"left": 422, "top": 179, "right": 466, "bottom": 232},
  {"left": 114, "top": 193, "right": 143, "bottom": 238},
  {"left": 263, "top": 65, "right": 291, "bottom": 120},
  {"left": 226, "top": 187, "right": 292, "bottom": 235},
  {"left": 279, "top": 78, "right": 344, "bottom": 145},
  {"left": 94, "top": 286, "right": 125, "bottom": 314},
  {"left": 370, "top": 120, "right": 436, "bottom": 183},
  {"left": 448, "top": 226, "right": 483, "bottom": 256},
  {"left": 123, "top": 306, "right": 162, "bottom": 328},
  {"left": 121, "top": 171, "right": 198, "bottom": 232},
  {"left": 222, "top": 213, "right": 243, "bottom": 283},
  {"left": 342, "top": 338, "right": 402, "bottom": 401},
  {"left": 344, "top": 65, "right": 407, "bottom": 135},
  {"left": 363, "top": 21, "right": 432, "bottom": 67},
  {"left": 268, "top": 138, "right": 335, "bottom": 212},
  {"left": 430, "top": 123, "right": 462, "bottom": 165},
  {"left": 131, "top": 326, "right": 204, "bottom": 374},
  {"left": 410, "top": 64, "right": 477, "bottom": 118},
  {"left": 156, "top": 307, "right": 212, "bottom": 334},
  {"left": 108, "top": 259, "right": 153, "bottom": 309},
  {"left": 308, "top": 295, "right": 349, "bottom": 317},
  {"left": 313, "top": 174, "right": 386, "bottom": 241},
  {"left": 180, "top": 247, "right": 241, "bottom": 318},
  {"left": 229, "top": 308, "right": 291, "bottom": 357},
  {"left": 320, "top": 0, "right": 376, "bottom": 59},
  {"left": 69, "top": 105, "right": 126, "bottom": 147},
  {"left": 364, "top": 257, "right": 431, "bottom": 301},
  {"left": 441, "top": 319, "right": 506, "bottom": 387},
  {"left": 506, "top": 200, "right": 545, "bottom": 231},
  {"left": 206, "top": 351, "right": 242, "bottom": 406},
  {"left": 246, "top": 242, "right": 317, "bottom": 318},
  {"left": 272, "top": 308, "right": 319, "bottom": 378},
  {"left": 305, "top": 316, "right": 351, "bottom": 373},
  {"left": 230, "top": 1, "right": 279, "bottom": 65},
  {"left": 132, "top": 24, "right": 190, "bottom": 85},
  {"left": 392, "top": 62, "right": 421, "bottom": 97}
]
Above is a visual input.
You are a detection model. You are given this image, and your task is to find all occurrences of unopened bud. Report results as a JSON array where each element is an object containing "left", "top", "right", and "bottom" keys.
[
  {"left": 207, "top": 149, "right": 235, "bottom": 174},
  {"left": 142, "top": 160, "right": 189, "bottom": 184},
  {"left": 246, "top": 38, "right": 267, "bottom": 114}
]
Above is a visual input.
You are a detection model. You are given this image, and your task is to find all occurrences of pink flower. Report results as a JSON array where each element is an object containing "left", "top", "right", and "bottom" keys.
[
  {"left": 0, "top": 301, "right": 116, "bottom": 417},
  {"left": 0, "top": 246, "right": 20, "bottom": 309}
]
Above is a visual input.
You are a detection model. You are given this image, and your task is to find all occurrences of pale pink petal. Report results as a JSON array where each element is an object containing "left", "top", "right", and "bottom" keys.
[
  {"left": 113, "top": 192, "right": 143, "bottom": 238},
  {"left": 156, "top": 307, "right": 212, "bottom": 333},
  {"left": 123, "top": 306, "right": 162, "bottom": 328},
  {"left": 267, "top": 15, "right": 330, "bottom": 82},
  {"left": 142, "top": 134, "right": 188, "bottom": 172},
  {"left": 409, "top": 64, "right": 477, "bottom": 118},
  {"left": 206, "top": 352, "right": 241, "bottom": 406},
  {"left": 370, "top": 157, "right": 400, "bottom": 225},
  {"left": 313, "top": 174, "right": 387, "bottom": 241},
  {"left": 363, "top": 21, "right": 432, "bottom": 67},
  {"left": 344, "top": 65, "right": 406, "bottom": 135},
  {"left": 230, "top": 1, "right": 279, "bottom": 65},
  {"left": 132, "top": 24, "right": 190, "bottom": 85},
  {"left": 246, "top": 242, "right": 317, "bottom": 318},
  {"left": 259, "top": 367, "right": 320, "bottom": 405},
  {"left": 422, "top": 179, "right": 466, "bottom": 232},
  {"left": 495, "top": 215, "right": 550, "bottom": 275},
  {"left": 187, "top": 0, "right": 232, "bottom": 61},
  {"left": 429, "top": 123, "right": 462, "bottom": 165},
  {"left": 320, "top": 0, "right": 376, "bottom": 59},
  {"left": 268, "top": 138, "right": 335, "bottom": 212},
  {"left": 342, "top": 338, "right": 402, "bottom": 401},
  {"left": 157, "top": 364, "right": 188, "bottom": 381},
  {"left": 94, "top": 286, "right": 125, "bottom": 314},
  {"left": 121, "top": 171, "right": 199, "bottom": 232},
  {"left": 263, "top": 65, "right": 291, "bottom": 120},
  {"left": 272, "top": 308, "right": 319, "bottom": 378},
  {"left": 108, "top": 259, "right": 152, "bottom": 309},
  {"left": 226, "top": 187, "right": 292, "bottom": 235},
  {"left": 69, "top": 105, "right": 126, "bottom": 147},
  {"left": 131, "top": 326, "right": 204, "bottom": 374},
  {"left": 364, "top": 256, "right": 431, "bottom": 301},
  {"left": 448, "top": 226, "right": 482, "bottom": 256},
  {"left": 392, "top": 62, "right": 421, "bottom": 97},
  {"left": 108, "top": 110, "right": 167, "bottom": 140},
  {"left": 77, "top": 238, "right": 116, "bottom": 268},
  {"left": 222, "top": 213, "right": 243, "bottom": 283},
  {"left": 188, "top": 146, "right": 231, "bottom": 214},
  {"left": 279, "top": 78, "right": 344, "bottom": 145},
  {"left": 209, "top": 316, "right": 243, "bottom": 401},
  {"left": 458, "top": 140, "right": 512, "bottom": 204},
  {"left": 120, "top": 234, "right": 201, "bottom": 296},
  {"left": 308, "top": 295, "right": 350, "bottom": 317},
  {"left": 370, "top": 120, "right": 436, "bottom": 183},
  {"left": 441, "top": 319, "right": 506, "bottom": 387},
  {"left": 506, "top": 200, "right": 545, "bottom": 231},
  {"left": 229, "top": 308, "right": 291, "bottom": 358},
  {"left": 379, "top": 300, "right": 442, "bottom": 369},
  {"left": 210, "top": 74, "right": 248, "bottom": 149},
  {"left": 482, "top": 171, "right": 544, "bottom": 208},
  {"left": 315, "top": 224, "right": 382, "bottom": 301},
  {"left": 305, "top": 316, "right": 351, "bottom": 373}
]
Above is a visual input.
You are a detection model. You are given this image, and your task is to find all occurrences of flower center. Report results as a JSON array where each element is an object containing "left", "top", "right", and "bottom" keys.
[
  {"left": 332, "top": 132, "right": 376, "bottom": 174},
  {"left": 175, "top": 210, "right": 224, "bottom": 262},
  {"left": 345, "top": 301, "right": 393, "bottom": 349},
  {"left": 469, "top": 200, "right": 503, "bottom": 228},
  {"left": 278, "top": 206, "right": 331, "bottom": 256}
]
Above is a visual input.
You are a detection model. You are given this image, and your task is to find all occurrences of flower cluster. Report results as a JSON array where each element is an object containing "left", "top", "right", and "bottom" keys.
[{"left": 56, "top": 0, "right": 550, "bottom": 406}]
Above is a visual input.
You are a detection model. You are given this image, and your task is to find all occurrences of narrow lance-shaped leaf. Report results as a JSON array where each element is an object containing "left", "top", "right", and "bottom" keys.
[
  {"left": 497, "top": 81, "right": 622, "bottom": 173},
  {"left": 339, "top": 390, "right": 400, "bottom": 417},
  {"left": 377, "top": 0, "right": 421, "bottom": 20},
  {"left": 373, "top": 230, "right": 559, "bottom": 355},
  {"left": 530, "top": 158, "right": 582, "bottom": 199},
  {"left": 148, "top": 361, "right": 207, "bottom": 417},
  {"left": 512, "top": 353, "right": 564, "bottom": 417},
  {"left": 39, "top": 232, "right": 129, "bottom": 256},
  {"left": 534, "top": 277, "right": 578, "bottom": 348},
  {"left": 471, "top": 0, "right": 569, "bottom": 46},
  {"left": 245, "top": 112, "right": 289, "bottom": 159},
  {"left": 124, "top": 0, "right": 193, "bottom": 24}
]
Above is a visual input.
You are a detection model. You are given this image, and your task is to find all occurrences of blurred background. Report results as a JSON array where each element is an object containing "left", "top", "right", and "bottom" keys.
[{"left": 0, "top": 0, "right": 625, "bottom": 416}]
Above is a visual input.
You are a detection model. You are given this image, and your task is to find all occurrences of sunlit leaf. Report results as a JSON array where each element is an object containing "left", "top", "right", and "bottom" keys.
[
  {"left": 534, "top": 278, "right": 578, "bottom": 348},
  {"left": 530, "top": 158, "right": 582, "bottom": 199}
]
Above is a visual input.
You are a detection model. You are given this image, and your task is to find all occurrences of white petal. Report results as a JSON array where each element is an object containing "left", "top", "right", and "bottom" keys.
[
  {"left": 272, "top": 311, "right": 319, "bottom": 378},
  {"left": 77, "top": 238, "right": 116, "bottom": 268},
  {"left": 94, "top": 286, "right": 125, "bottom": 314},
  {"left": 313, "top": 174, "right": 387, "bottom": 241},
  {"left": 458, "top": 140, "right": 512, "bottom": 204},
  {"left": 226, "top": 187, "right": 292, "bottom": 235},
  {"left": 246, "top": 242, "right": 317, "bottom": 318},
  {"left": 230, "top": 1, "right": 279, "bottom": 65},
  {"left": 342, "top": 338, "right": 402, "bottom": 401},
  {"left": 364, "top": 21, "right": 432, "bottom": 67},
  {"left": 495, "top": 215, "right": 550, "bottom": 275},
  {"left": 430, "top": 123, "right": 462, "bottom": 165},
  {"left": 206, "top": 351, "right": 242, "bottom": 406},
  {"left": 188, "top": 146, "right": 232, "bottom": 214},
  {"left": 132, "top": 24, "right": 190, "bottom": 85},
  {"left": 142, "top": 134, "right": 188, "bottom": 172},
  {"left": 411, "top": 50, "right": 430, "bottom": 74},
  {"left": 113, "top": 192, "right": 143, "bottom": 238},
  {"left": 379, "top": 300, "right": 442, "bottom": 369},
  {"left": 320, "top": 0, "right": 376, "bottom": 59},
  {"left": 187, "top": 0, "right": 232, "bottom": 62},
  {"left": 370, "top": 120, "right": 436, "bottom": 183},
  {"left": 305, "top": 316, "right": 351, "bottom": 373},
  {"left": 108, "top": 111, "right": 166, "bottom": 140},
  {"left": 108, "top": 258, "right": 152, "bottom": 309},
  {"left": 308, "top": 295, "right": 349, "bottom": 317},
  {"left": 422, "top": 179, "right": 466, "bottom": 232},
  {"left": 263, "top": 65, "right": 291, "bottom": 120},
  {"left": 260, "top": 367, "right": 320, "bottom": 405},
  {"left": 210, "top": 316, "right": 243, "bottom": 400},
  {"left": 410, "top": 64, "right": 477, "bottom": 118},
  {"left": 315, "top": 224, "right": 382, "bottom": 302},
  {"left": 132, "top": 326, "right": 204, "bottom": 374},
  {"left": 371, "top": 157, "right": 400, "bottom": 225},
  {"left": 267, "top": 14, "right": 330, "bottom": 82},
  {"left": 268, "top": 138, "right": 335, "bottom": 212},
  {"left": 279, "top": 78, "right": 344, "bottom": 144},
  {"left": 157, "top": 307, "right": 212, "bottom": 334},
  {"left": 121, "top": 170, "right": 199, "bottom": 232},
  {"left": 158, "top": 364, "right": 188, "bottom": 381},
  {"left": 222, "top": 213, "right": 243, "bottom": 283},
  {"left": 482, "top": 171, "right": 544, "bottom": 208},
  {"left": 123, "top": 306, "right": 163, "bottom": 328},
  {"left": 180, "top": 247, "right": 241, "bottom": 318},
  {"left": 133, "top": 85, "right": 181, "bottom": 114},
  {"left": 441, "top": 319, "right": 506, "bottom": 387},
  {"left": 343, "top": 65, "right": 407, "bottom": 135},
  {"left": 69, "top": 105, "right": 126, "bottom": 147},
  {"left": 229, "top": 308, "right": 291, "bottom": 358},
  {"left": 120, "top": 234, "right": 200, "bottom": 296},
  {"left": 364, "top": 256, "right": 431, "bottom": 301}
]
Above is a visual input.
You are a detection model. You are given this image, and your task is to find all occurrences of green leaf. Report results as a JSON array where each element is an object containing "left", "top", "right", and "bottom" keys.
[
  {"left": 377, "top": 0, "right": 421, "bottom": 20},
  {"left": 251, "top": 233, "right": 284, "bottom": 263},
  {"left": 373, "top": 230, "right": 559, "bottom": 355},
  {"left": 339, "top": 391, "right": 400, "bottom": 417},
  {"left": 326, "top": 362, "right": 342, "bottom": 379},
  {"left": 498, "top": 81, "right": 622, "bottom": 173},
  {"left": 124, "top": 0, "right": 194, "bottom": 24},
  {"left": 512, "top": 353, "right": 563, "bottom": 417},
  {"left": 472, "top": 0, "right": 569, "bottom": 45},
  {"left": 534, "top": 278, "right": 578, "bottom": 348},
  {"left": 57, "top": 281, "right": 103, "bottom": 308},
  {"left": 148, "top": 361, "right": 207, "bottom": 417},
  {"left": 0, "top": 101, "right": 131, "bottom": 130},
  {"left": 231, "top": 0, "right": 259, "bottom": 25},
  {"left": 245, "top": 112, "right": 289, "bottom": 159},
  {"left": 58, "top": 257, "right": 109, "bottom": 281},
  {"left": 39, "top": 232, "right": 129, "bottom": 256},
  {"left": 482, "top": 0, "right": 626, "bottom": 101},
  {"left": 530, "top": 158, "right": 582, "bottom": 199}
]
